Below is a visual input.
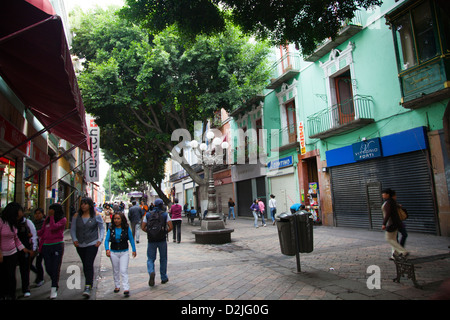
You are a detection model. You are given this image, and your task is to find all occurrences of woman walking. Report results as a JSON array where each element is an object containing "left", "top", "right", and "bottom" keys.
[
  {"left": 269, "top": 194, "right": 277, "bottom": 225},
  {"left": 258, "top": 199, "right": 267, "bottom": 227},
  {"left": 0, "top": 202, "right": 31, "bottom": 300},
  {"left": 103, "top": 204, "right": 113, "bottom": 230},
  {"left": 250, "top": 199, "right": 260, "bottom": 228},
  {"left": 228, "top": 198, "right": 235, "bottom": 220},
  {"left": 38, "top": 203, "right": 66, "bottom": 299},
  {"left": 381, "top": 188, "right": 408, "bottom": 259},
  {"left": 169, "top": 198, "right": 182, "bottom": 243},
  {"left": 105, "top": 212, "right": 136, "bottom": 297},
  {"left": 70, "top": 197, "right": 105, "bottom": 298}
]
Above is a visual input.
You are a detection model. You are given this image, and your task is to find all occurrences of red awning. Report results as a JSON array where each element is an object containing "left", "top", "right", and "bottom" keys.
[{"left": 0, "top": 0, "right": 91, "bottom": 152}]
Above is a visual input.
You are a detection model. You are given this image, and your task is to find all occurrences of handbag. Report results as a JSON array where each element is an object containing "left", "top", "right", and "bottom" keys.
[{"left": 398, "top": 206, "right": 408, "bottom": 221}]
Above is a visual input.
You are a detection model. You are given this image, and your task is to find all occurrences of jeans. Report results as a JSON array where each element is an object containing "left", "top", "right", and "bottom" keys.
[
  {"left": 110, "top": 250, "right": 130, "bottom": 291},
  {"left": 270, "top": 208, "right": 276, "bottom": 222},
  {"left": 18, "top": 250, "right": 31, "bottom": 294},
  {"left": 146, "top": 241, "right": 168, "bottom": 281},
  {"left": 397, "top": 222, "right": 408, "bottom": 247},
  {"left": 252, "top": 211, "right": 265, "bottom": 227},
  {"left": 41, "top": 243, "right": 64, "bottom": 288},
  {"left": 130, "top": 221, "right": 141, "bottom": 243},
  {"left": 76, "top": 245, "right": 98, "bottom": 286},
  {"left": 30, "top": 252, "right": 44, "bottom": 283},
  {"left": 228, "top": 207, "right": 235, "bottom": 219},
  {"left": 172, "top": 220, "right": 182, "bottom": 243},
  {"left": 0, "top": 252, "right": 18, "bottom": 299}
]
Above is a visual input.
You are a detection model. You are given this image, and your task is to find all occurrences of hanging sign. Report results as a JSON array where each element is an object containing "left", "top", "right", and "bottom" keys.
[
  {"left": 86, "top": 115, "right": 100, "bottom": 182},
  {"left": 298, "top": 121, "right": 306, "bottom": 155}
]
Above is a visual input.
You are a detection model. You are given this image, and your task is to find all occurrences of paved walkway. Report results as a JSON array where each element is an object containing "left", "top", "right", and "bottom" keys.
[{"left": 18, "top": 217, "right": 450, "bottom": 301}]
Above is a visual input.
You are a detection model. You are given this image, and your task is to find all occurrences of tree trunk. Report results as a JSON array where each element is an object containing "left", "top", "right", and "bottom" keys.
[{"left": 148, "top": 180, "right": 171, "bottom": 206}]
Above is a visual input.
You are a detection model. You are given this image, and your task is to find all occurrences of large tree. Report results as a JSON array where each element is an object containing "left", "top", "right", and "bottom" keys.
[
  {"left": 71, "top": 7, "right": 271, "bottom": 204},
  {"left": 119, "top": 0, "right": 383, "bottom": 56}
]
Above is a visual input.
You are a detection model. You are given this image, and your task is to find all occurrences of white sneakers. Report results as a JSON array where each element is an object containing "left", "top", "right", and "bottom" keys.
[{"left": 50, "top": 287, "right": 57, "bottom": 299}]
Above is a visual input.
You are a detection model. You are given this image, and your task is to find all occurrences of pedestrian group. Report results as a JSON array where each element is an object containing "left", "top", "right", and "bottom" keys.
[{"left": 1, "top": 187, "right": 410, "bottom": 300}]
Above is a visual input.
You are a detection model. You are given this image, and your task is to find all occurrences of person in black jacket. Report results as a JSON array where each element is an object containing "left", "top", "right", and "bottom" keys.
[{"left": 381, "top": 188, "right": 408, "bottom": 259}]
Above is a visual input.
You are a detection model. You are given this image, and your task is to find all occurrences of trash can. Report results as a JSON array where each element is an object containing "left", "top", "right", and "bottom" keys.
[
  {"left": 294, "top": 211, "right": 314, "bottom": 253},
  {"left": 276, "top": 212, "right": 296, "bottom": 256}
]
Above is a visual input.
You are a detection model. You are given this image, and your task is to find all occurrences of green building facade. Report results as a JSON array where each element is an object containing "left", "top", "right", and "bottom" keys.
[{"left": 230, "top": 0, "right": 449, "bottom": 235}]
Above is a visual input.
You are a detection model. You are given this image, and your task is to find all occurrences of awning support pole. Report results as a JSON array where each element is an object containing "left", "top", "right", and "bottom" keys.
[{"left": 49, "top": 155, "right": 92, "bottom": 188}]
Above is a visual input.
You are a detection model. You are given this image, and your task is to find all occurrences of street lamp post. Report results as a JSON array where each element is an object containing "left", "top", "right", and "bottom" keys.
[
  {"left": 189, "top": 131, "right": 233, "bottom": 244},
  {"left": 189, "top": 131, "right": 229, "bottom": 220}
]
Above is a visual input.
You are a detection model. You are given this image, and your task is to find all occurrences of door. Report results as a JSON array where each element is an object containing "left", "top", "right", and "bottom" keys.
[
  {"left": 236, "top": 179, "right": 253, "bottom": 217},
  {"left": 285, "top": 101, "right": 297, "bottom": 144},
  {"left": 366, "top": 182, "right": 383, "bottom": 230},
  {"left": 334, "top": 71, "right": 355, "bottom": 125}
]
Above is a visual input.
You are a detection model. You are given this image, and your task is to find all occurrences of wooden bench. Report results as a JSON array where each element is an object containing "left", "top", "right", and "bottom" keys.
[{"left": 393, "top": 253, "right": 450, "bottom": 289}]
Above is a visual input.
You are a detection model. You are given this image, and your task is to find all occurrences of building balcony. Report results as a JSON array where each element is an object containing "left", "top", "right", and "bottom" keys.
[
  {"left": 307, "top": 95, "right": 374, "bottom": 139},
  {"left": 304, "top": 11, "right": 363, "bottom": 62},
  {"left": 266, "top": 52, "right": 301, "bottom": 89},
  {"left": 400, "top": 55, "right": 450, "bottom": 109},
  {"left": 270, "top": 124, "right": 300, "bottom": 152}
]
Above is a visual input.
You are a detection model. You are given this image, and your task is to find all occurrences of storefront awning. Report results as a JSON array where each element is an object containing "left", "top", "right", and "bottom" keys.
[{"left": 0, "top": 0, "right": 91, "bottom": 152}]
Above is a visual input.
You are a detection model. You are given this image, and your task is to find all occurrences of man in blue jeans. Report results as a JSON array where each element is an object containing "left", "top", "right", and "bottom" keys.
[{"left": 141, "top": 199, "right": 173, "bottom": 286}]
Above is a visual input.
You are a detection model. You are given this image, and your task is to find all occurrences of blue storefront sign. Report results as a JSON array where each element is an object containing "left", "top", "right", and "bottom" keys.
[
  {"left": 268, "top": 155, "right": 293, "bottom": 170},
  {"left": 325, "top": 126, "right": 429, "bottom": 167},
  {"left": 352, "top": 138, "right": 382, "bottom": 161}
]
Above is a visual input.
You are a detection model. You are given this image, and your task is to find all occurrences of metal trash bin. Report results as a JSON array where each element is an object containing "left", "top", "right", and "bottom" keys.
[
  {"left": 295, "top": 211, "right": 314, "bottom": 253},
  {"left": 276, "top": 212, "right": 296, "bottom": 256}
]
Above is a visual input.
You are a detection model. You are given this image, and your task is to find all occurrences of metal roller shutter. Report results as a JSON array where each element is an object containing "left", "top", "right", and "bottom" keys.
[
  {"left": 236, "top": 179, "right": 253, "bottom": 217},
  {"left": 330, "top": 150, "right": 437, "bottom": 234},
  {"left": 215, "top": 183, "right": 234, "bottom": 215},
  {"left": 270, "top": 174, "right": 298, "bottom": 214}
]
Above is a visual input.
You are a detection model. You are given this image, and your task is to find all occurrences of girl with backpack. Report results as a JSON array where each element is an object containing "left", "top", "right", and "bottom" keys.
[{"left": 105, "top": 212, "right": 136, "bottom": 297}]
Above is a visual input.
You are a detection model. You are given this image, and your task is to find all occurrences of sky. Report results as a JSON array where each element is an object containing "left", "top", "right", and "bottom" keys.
[{"left": 64, "top": 0, "right": 124, "bottom": 13}]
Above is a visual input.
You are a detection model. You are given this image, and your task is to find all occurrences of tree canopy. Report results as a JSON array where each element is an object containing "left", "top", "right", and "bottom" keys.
[
  {"left": 119, "top": 0, "right": 383, "bottom": 56},
  {"left": 71, "top": 7, "right": 272, "bottom": 201}
]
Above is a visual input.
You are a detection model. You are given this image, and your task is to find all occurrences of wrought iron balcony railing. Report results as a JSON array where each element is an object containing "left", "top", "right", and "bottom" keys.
[
  {"left": 307, "top": 94, "right": 374, "bottom": 139},
  {"left": 267, "top": 52, "right": 301, "bottom": 89}
]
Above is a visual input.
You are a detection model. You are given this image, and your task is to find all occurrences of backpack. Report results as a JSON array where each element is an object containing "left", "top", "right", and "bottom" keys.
[
  {"left": 146, "top": 210, "right": 167, "bottom": 242},
  {"left": 397, "top": 206, "right": 408, "bottom": 221}
]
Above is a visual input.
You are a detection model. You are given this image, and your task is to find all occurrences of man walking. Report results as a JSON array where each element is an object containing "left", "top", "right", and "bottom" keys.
[
  {"left": 128, "top": 201, "right": 144, "bottom": 244},
  {"left": 141, "top": 199, "right": 173, "bottom": 286}
]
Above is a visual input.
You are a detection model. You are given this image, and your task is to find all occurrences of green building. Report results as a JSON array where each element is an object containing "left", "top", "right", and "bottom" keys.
[{"left": 257, "top": 0, "right": 449, "bottom": 235}]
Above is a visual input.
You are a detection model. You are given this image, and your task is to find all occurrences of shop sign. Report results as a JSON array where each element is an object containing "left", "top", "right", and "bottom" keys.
[
  {"left": 268, "top": 155, "right": 293, "bottom": 170},
  {"left": 0, "top": 114, "right": 29, "bottom": 155},
  {"left": 86, "top": 116, "right": 100, "bottom": 182},
  {"left": 352, "top": 138, "right": 382, "bottom": 161},
  {"left": 298, "top": 122, "right": 306, "bottom": 155}
]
